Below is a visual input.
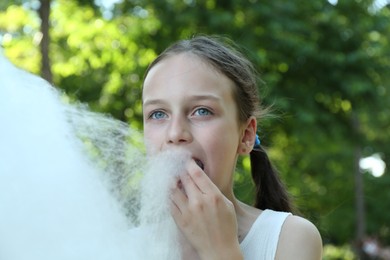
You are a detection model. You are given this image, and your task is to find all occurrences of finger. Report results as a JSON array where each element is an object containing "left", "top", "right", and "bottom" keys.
[
  {"left": 170, "top": 198, "right": 182, "bottom": 222},
  {"left": 170, "top": 185, "right": 191, "bottom": 228},
  {"left": 186, "top": 160, "right": 219, "bottom": 195},
  {"left": 179, "top": 170, "right": 202, "bottom": 199},
  {"left": 170, "top": 184, "right": 188, "bottom": 213}
]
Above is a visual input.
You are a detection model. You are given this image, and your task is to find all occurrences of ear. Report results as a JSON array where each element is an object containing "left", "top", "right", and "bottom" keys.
[{"left": 237, "top": 116, "right": 257, "bottom": 155}]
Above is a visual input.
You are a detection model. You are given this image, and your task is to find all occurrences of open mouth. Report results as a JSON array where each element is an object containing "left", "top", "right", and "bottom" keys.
[{"left": 194, "top": 159, "right": 205, "bottom": 170}]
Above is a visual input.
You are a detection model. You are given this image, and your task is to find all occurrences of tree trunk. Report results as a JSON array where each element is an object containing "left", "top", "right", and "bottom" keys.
[
  {"left": 38, "top": 0, "right": 52, "bottom": 83},
  {"left": 352, "top": 112, "right": 366, "bottom": 259}
]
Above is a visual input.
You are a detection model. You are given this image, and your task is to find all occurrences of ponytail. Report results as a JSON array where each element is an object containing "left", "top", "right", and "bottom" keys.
[{"left": 250, "top": 146, "right": 295, "bottom": 213}]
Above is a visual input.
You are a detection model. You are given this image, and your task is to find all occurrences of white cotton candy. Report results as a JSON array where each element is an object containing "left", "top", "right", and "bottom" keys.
[{"left": 0, "top": 53, "right": 185, "bottom": 260}]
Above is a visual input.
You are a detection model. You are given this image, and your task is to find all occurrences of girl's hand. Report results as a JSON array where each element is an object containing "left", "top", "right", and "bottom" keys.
[{"left": 170, "top": 160, "right": 243, "bottom": 260}]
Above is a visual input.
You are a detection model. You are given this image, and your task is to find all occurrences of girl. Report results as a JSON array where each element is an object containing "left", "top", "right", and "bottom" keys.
[{"left": 142, "top": 35, "right": 322, "bottom": 259}]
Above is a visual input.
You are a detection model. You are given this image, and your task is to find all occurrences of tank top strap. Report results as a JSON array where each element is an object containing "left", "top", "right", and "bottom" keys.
[{"left": 240, "top": 209, "right": 291, "bottom": 260}]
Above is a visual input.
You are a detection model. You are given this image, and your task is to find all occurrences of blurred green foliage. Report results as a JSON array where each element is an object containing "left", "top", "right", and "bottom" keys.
[
  {"left": 1, "top": 0, "right": 390, "bottom": 254},
  {"left": 323, "top": 244, "right": 356, "bottom": 259}
]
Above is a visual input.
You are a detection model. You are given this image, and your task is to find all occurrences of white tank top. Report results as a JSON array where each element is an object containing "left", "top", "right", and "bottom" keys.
[{"left": 239, "top": 209, "right": 291, "bottom": 260}]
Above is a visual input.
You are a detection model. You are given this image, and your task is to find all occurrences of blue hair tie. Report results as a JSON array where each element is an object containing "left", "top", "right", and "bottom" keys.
[{"left": 254, "top": 134, "right": 261, "bottom": 148}]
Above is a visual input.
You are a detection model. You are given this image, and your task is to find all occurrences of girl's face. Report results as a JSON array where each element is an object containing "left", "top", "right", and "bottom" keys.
[{"left": 142, "top": 53, "right": 250, "bottom": 194}]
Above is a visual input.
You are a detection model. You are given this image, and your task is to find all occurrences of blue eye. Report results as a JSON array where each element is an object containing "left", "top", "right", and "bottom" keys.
[
  {"left": 194, "top": 108, "right": 212, "bottom": 116},
  {"left": 149, "top": 111, "right": 167, "bottom": 119}
]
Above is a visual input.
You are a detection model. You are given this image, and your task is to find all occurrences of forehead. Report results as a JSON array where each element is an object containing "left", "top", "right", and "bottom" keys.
[{"left": 143, "top": 53, "right": 236, "bottom": 101}]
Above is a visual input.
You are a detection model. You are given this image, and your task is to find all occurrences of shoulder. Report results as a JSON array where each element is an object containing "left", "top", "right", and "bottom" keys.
[{"left": 275, "top": 215, "right": 323, "bottom": 260}]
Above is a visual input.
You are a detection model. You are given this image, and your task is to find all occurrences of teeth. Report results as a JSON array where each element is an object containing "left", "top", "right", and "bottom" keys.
[{"left": 195, "top": 159, "right": 204, "bottom": 170}]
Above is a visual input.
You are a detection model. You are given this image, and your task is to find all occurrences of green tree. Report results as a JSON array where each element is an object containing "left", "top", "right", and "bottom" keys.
[{"left": 1, "top": 0, "right": 390, "bottom": 251}]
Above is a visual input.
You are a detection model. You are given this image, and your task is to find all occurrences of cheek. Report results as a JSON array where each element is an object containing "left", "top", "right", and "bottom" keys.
[
  {"left": 207, "top": 132, "right": 240, "bottom": 173},
  {"left": 143, "top": 127, "right": 163, "bottom": 155},
  {"left": 206, "top": 123, "right": 240, "bottom": 151},
  {"left": 204, "top": 130, "right": 238, "bottom": 163}
]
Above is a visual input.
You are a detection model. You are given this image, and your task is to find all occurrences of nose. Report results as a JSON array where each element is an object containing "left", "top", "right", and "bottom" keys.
[{"left": 166, "top": 116, "right": 193, "bottom": 145}]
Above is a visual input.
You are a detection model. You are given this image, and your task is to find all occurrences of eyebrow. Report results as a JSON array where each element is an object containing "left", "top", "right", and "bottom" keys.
[{"left": 143, "top": 94, "right": 221, "bottom": 107}]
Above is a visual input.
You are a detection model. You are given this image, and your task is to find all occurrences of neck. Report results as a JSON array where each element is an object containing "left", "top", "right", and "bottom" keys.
[{"left": 230, "top": 197, "right": 262, "bottom": 243}]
